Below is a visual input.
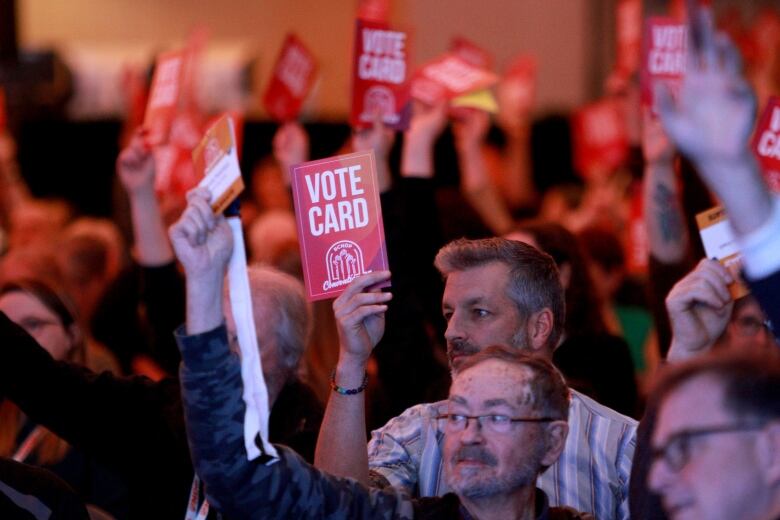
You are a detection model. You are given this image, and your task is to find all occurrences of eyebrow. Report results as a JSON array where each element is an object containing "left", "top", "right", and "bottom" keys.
[{"left": 442, "top": 296, "right": 488, "bottom": 311}]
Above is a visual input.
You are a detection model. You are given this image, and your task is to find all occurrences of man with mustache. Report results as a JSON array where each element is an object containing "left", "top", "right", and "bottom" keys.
[{"left": 316, "top": 237, "right": 637, "bottom": 519}]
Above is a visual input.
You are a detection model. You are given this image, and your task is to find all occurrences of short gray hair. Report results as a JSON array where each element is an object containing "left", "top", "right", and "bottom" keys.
[{"left": 248, "top": 266, "right": 311, "bottom": 372}]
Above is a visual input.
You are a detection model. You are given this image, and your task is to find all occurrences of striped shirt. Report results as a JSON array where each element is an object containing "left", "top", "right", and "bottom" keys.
[{"left": 367, "top": 389, "right": 637, "bottom": 520}]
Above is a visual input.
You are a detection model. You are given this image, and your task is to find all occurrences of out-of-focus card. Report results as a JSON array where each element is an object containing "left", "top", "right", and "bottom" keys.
[
  {"left": 263, "top": 34, "right": 318, "bottom": 122},
  {"left": 357, "top": 0, "right": 390, "bottom": 23},
  {"left": 144, "top": 50, "right": 185, "bottom": 145},
  {"left": 498, "top": 55, "right": 537, "bottom": 118},
  {"left": 192, "top": 114, "right": 244, "bottom": 214},
  {"left": 696, "top": 206, "right": 750, "bottom": 299},
  {"left": 640, "top": 17, "right": 687, "bottom": 112},
  {"left": 451, "top": 89, "right": 498, "bottom": 113},
  {"left": 410, "top": 53, "right": 499, "bottom": 105},
  {"left": 450, "top": 36, "right": 493, "bottom": 70},
  {"left": 752, "top": 96, "right": 780, "bottom": 192},
  {"left": 572, "top": 98, "right": 629, "bottom": 177},
  {"left": 351, "top": 19, "right": 411, "bottom": 130},
  {"left": 290, "top": 150, "right": 390, "bottom": 301}
]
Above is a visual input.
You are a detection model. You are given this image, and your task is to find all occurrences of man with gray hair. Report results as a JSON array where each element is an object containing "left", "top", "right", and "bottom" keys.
[{"left": 315, "top": 236, "right": 636, "bottom": 519}]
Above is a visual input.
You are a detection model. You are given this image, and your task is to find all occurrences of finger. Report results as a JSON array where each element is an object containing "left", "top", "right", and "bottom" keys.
[
  {"left": 335, "top": 291, "right": 393, "bottom": 317},
  {"left": 186, "top": 187, "right": 212, "bottom": 204},
  {"left": 339, "top": 270, "right": 392, "bottom": 299},
  {"left": 656, "top": 83, "right": 684, "bottom": 142},
  {"left": 716, "top": 33, "right": 742, "bottom": 76},
  {"left": 344, "top": 304, "right": 388, "bottom": 325}
]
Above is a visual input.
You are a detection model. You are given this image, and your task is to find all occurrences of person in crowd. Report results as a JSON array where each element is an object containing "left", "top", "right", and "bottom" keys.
[
  {"left": 169, "top": 199, "right": 590, "bottom": 517},
  {"left": 648, "top": 350, "right": 780, "bottom": 520},
  {"left": 0, "top": 278, "right": 128, "bottom": 517},
  {"left": 315, "top": 235, "right": 636, "bottom": 519}
]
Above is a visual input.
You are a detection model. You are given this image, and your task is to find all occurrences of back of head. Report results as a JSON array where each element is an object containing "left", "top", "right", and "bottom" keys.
[
  {"left": 247, "top": 265, "right": 311, "bottom": 375},
  {"left": 435, "top": 237, "right": 565, "bottom": 350}
]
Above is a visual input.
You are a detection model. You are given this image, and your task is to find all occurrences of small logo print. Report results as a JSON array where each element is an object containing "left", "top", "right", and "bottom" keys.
[
  {"left": 323, "top": 240, "right": 370, "bottom": 291},
  {"left": 361, "top": 86, "right": 398, "bottom": 124}
]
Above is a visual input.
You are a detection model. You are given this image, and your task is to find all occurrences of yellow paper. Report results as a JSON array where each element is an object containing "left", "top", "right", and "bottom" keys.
[{"left": 451, "top": 89, "right": 499, "bottom": 113}]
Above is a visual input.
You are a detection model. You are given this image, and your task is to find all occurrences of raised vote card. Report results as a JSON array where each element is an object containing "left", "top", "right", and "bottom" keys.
[
  {"left": 752, "top": 96, "right": 780, "bottom": 192},
  {"left": 450, "top": 36, "right": 493, "bottom": 70},
  {"left": 290, "top": 150, "right": 390, "bottom": 301},
  {"left": 616, "top": 0, "right": 642, "bottom": 75},
  {"left": 263, "top": 34, "right": 317, "bottom": 122},
  {"left": 192, "top": 114, "right": 244, "bottom": 214},
  {"left": 498, "top": 55, "right": 537, "bottom": 119},
  {"left": 351, "top": 19, "right": 411, "bottom": 130},
  {"left": 640, "top": 17, "right": 687, "bottom": 111},
  {"left": 696, "top": 206, "right": 750, "bottom": 299},
  {"left": 144, "top": 50, "right": 185, "bottom": 145},
  {"left": 572, "top": 99, "right": 629, "bottom": 177},
  {"left": 411, "top": 53, "right": 499, "bottom": 106}
]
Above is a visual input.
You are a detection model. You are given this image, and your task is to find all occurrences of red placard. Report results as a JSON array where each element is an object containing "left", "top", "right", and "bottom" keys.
[
  {"left": 410, "top": 53, "right": 499, "bottom": 105},
  {"left": 450, "top": 36, "right": 493, "bottom": 71},
  {"left": 640, "top": 18, "right": 687, "bottom": 111},
  {"left": 752, "top": 96, "right": 780, "bottom": 192},
  {"left": 263, "top": 34, "right": 318, "bottom": 122},
  {"left": 290, "top": 150, "right": 390, "bottom": 301},
  {"left": 616, "top": 0, "right": 643, "bottom": 75},
  {"left": 144, "top": 50, "right": 185, "bottom": 145},
  {"left": 351, "top": 19, "right": 410, "bottom": 130},
  {"left": 357, "top": 0, "right": 390, "bottom": 23},
  {"left": 572, "top": 99, "right": 629, "bottom": 177}
]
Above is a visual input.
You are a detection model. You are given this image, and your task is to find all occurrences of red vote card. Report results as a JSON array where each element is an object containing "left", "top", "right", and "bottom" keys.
[
  {"left": 572, "top": 99, "right": 629, "bottom": 177},
  {"left": 357, "top": 0, "right": 390, "bottom": 23},
  {"left": 351, "top": 19, "right": 411, "bottom": 130},
  {"left": 263, "top": 34, "right": 318, "bottom": 122},
  {"left": 290, "top": 150, "right": 390, "bottom": 301},
  {"left": 498, "top": 55, "right": 537, "bottom": 119},
  {"left": 752, "top": 96, "right": 780, "bottom": 193},
  {"left": 410, "top": 53, "right": 499, "bottom": 106},
  {"left": 640, "top": 17, "right": 687, "bottom": 111},
  {"left": 144, "top": 49, "right": 185, "bottom": 145},
  {"left": 450, "top": 36, "right": 493, "bottom": 71}
]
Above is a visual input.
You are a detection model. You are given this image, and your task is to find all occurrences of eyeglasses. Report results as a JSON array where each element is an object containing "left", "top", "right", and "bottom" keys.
[
  {"left": 732, "top": 316, "right": 773, "bottom": 337},
  {"left": 436, "top": 413, "right": 556, "bottom": 434},
  {"left": 652, "top": 422, "right": 766, "bottom": 472}
]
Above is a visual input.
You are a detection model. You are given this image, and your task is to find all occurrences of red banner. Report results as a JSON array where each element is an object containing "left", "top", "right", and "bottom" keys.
[
  {"left": 263, "top": 34, "right": 318, "bottom": 122},
  {"left": 290, "top": 151, "right": 390, "bottom": 301}
]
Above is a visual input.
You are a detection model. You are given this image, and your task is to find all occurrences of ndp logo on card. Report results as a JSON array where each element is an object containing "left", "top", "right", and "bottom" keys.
[
  {"left": 323, "top": 240, "right": 370, "bottom": 291},
  {"left": 360, "top": 86, "right": 398, "bottom": 124}
]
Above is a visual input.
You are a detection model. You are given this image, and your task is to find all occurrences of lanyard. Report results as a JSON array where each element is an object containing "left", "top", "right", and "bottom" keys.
[
  {"left": 12, "top": 426, "right": 45, "bottom": 462},
  {"left": 185, "top": 476, "right": 210, "bottom": 520}
]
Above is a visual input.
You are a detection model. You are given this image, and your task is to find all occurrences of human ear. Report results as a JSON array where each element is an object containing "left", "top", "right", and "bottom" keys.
[
  {"left": 541, "top": 420, "right": 569, "bottom": 467},
  {"left": 527, "top": 308, "right": 554, "bottom": 352},
  {"left": 758, "top": 421, "right": 780, "bottom": 486}
]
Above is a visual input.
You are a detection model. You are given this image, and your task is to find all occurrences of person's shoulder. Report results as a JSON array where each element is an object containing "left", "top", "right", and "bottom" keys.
[{"left": 569, "top": 388, "right": 638, "bottom": 429}]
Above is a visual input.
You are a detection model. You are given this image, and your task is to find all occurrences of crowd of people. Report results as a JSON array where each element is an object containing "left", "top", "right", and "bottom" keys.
[{"left": 1, "top": 4, "right": 780, "bottom": 520}]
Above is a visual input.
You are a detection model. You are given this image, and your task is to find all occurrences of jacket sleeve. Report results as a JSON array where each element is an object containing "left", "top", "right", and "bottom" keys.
[{"left": 176, "top": 325, "right": 416, "bottom": 520}]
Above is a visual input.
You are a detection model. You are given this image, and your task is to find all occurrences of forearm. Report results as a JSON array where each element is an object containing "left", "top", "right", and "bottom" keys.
[
  {"left": 644, "top": 160, "right": 689, "bottom": 263},
  {"left": 314, "top": 358, "right": 370, "bottom": 485},
  {"left": 459, "top": 145, "right": 514, "bottom": 235},
  {"left": 401, "top": 136, "right": 434, "bottom": 178},
  {"left": 129, "top": 187, "right": 174, "bottom": 266},
  {"left": 503, "top": 126, "right": 536, "bottom": 209}
]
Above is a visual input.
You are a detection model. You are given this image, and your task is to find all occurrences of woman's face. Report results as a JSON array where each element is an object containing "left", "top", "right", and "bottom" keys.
[{"left": 0, "top": 290, "right": 75, "bottom": 360}]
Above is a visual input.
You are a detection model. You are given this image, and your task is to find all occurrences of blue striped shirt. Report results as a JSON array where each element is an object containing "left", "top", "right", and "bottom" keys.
[{"left": 367, "top": 389, "right": 636, "bottom": 520}]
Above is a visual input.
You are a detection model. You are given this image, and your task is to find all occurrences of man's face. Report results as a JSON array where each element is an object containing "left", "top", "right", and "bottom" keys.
[
  {"left": 649, "top": 375, "right": 766, "bottom": 520},
  {"left": 442, "top": 262, "right": 527, "bottom": 370},
  {"left": 443, "top": 359, "right": 550, "bottom": 499}
]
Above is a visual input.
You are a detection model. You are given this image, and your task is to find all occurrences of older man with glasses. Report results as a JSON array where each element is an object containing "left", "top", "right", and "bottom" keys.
[{"left": 648, "top": 350, "right": 780, "bottom": 520}]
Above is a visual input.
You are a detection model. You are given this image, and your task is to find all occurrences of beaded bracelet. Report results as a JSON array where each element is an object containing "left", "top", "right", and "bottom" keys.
[{"left": 330, "top": 370, "right": 369, "bottom": 395}]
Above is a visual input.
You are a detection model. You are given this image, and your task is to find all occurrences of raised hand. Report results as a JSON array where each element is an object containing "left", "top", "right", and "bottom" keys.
[
  {"left": 666, "top": 258, "right": 734, "bottom": 361},
  {"left": 352, "top": 114, "right": 395, "bottom": 192},
  {"left": 452, "top": 107, "right": 490, "bottom": 154},
  {"left": 332, "top": 271, "right": 392, "bottom": 372},
  {"left": 401, "top": 101, "right": 448, "bottom": 178},
  {"left": 169, "top": 187, "right": 233, "bottom": 281},
  {"left": 117, "top": 129, "right": 156, "bottom": 194},
  {"left": 642, "top": 109, "right": 675, "bottom": 167},
  {"left": 273, "top": 122, "right": 309, "bottom": 184}
]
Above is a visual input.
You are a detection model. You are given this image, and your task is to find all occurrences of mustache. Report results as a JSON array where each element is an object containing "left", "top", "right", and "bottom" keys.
[
  {"left": 447, "top": 339, "right": 480, "bottom": 361},
  {"left": 453, "top": 445, "right": 497, "bottom": 466}
]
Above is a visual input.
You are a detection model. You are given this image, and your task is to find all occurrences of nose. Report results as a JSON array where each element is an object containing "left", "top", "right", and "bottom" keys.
[
  {"left": 444, "top": 310, "right": 466, "bottom": 344},
  {"left": 648, "top": 456, "right": 675, "bottom": 496},
  {"left": 459, "top": 416, "right": 485, "bottom": 444}
]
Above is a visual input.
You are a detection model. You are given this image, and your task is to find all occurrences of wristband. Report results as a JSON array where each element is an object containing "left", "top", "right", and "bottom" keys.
[{"left": 330, "top": 369, "right": 368, "bottom": 395}]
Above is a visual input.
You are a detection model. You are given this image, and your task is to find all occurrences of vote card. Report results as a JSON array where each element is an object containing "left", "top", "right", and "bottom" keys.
[
  {"left": 192, "top": 114, "right": 244, "bottom": 214},
  {"left": 290, "top": 150, "right": 390, "bottom": 301},
  {"left": 144, "top": 49, "right": 185, "bottom": 145},
  {"left": 572, "top": 98, "right": 629, "bottom": 177},
  {"left": 696, "top": 206, "right": 750, "bottom": 299},
  {"left": 410, "top": 53, "right": 499, "bottom": 106},
  {"left": 752, "top": 96, "right": 780, "bottom": 192},
  {"left": 640, "top": 17, "right": 687, "bottom": 112},
  {"left": 263, "top": 34, "right": 318, "bottom": 122}
]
